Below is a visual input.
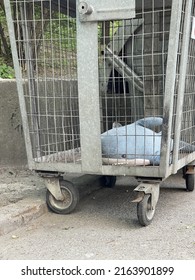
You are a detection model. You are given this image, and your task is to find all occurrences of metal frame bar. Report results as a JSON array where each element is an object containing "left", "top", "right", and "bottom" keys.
[
  {"left": 78, "top": 0, "right": 135, "bottom": 22},
  {"left": 159, "top": 0, "right": 183, "bottom": 177},
  {"left": 33, "top": 161, "right": 161, "bottom": 178},
  {"left": 172, "top": 0, "right": 193, "bottom": 173},
  {"left": 77, "top": 2, "right": 102, "bottom": 173}
]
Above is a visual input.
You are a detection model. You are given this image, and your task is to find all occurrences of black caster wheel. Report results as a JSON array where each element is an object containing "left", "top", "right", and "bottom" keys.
[
  {"left": 46, "top": 180, "right": 79, "bottom": 214},
  {"left": 185, "top": 174, "right": 194, "bottom": 192},
  {"left": 137, "top": 194, "right": 155, "bottom": 226},
  {"left": 100, "top": 176, "right": 117, "bottom": 188}
]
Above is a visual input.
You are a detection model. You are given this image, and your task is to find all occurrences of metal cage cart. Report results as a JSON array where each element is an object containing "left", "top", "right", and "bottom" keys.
[{"left": 4, "top": 0, "right": 195, "bottom": 226}]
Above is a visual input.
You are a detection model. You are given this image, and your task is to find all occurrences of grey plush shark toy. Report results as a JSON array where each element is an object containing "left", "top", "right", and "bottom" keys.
[{"left": 101, "top": 117, "right": 195, "bottom": 165}]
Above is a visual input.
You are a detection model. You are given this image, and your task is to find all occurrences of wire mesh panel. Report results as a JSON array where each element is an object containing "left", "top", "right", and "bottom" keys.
[
  {"left": 178, "top": 1, "right": 195, "bottom": 160},
  {"left": 99, "top": 0, "right": 173, "bottom": 167},
  {"left": 9, "top": 0, "right": 80, "bottom": 165},
  {"left": 99, "top": 0, "right": 195, "bottom": 171},
  {"left": 169, "top": 0, "right": 195, "bottom": 170}
]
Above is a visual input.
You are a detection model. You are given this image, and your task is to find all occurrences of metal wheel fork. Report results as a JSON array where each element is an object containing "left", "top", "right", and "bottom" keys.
[
  {"left": 45, "top": 177, "right": 64, "bottom": 201},
  {"left": 132, "top": 183, "right": 160, "bottom": 226}
]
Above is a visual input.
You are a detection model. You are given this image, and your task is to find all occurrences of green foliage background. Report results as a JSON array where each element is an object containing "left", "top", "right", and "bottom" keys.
[
  {"left": 0, "top": 3, "right": 15, "bottom": 78},
  {"left": 0, "top": 1, "right": 120, "bottom": 79}
]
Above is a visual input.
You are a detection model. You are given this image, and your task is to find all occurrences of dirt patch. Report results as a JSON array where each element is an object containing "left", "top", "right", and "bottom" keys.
[{"left": 0, "top": 168, "right": 45, "bottom": 207}]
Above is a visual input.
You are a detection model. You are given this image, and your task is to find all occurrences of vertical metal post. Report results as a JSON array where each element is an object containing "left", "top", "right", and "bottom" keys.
[
  {"left": 4, "top": 0, "right": 35, "bottom": 169},
  {"left": 159, "top": 0, "right": 183, "bottom": 176},
  {"left": 172, "top": 0, "right": 193, "bottom": 173},
  {"left": 77, "top": 3, "right": 102, "bottom": 173}
]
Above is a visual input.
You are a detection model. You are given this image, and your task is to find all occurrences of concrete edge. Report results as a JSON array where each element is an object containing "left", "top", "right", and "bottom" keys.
[
  {"left": 0, "top": 175, "right": 104, "bottom": 236},
  {"left": 0, "top": 198, "right": 47, "bottom": 236}
]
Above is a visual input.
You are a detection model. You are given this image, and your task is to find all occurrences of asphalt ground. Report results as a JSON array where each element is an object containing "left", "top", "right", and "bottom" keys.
[{"left": 0, "top": 168, "right": 194, "bottom": 260}]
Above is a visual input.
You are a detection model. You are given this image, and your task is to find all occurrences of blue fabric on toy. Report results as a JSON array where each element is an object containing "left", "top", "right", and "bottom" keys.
[{"left": 101, "top": 117, "right": 195, "bottom": 165}]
